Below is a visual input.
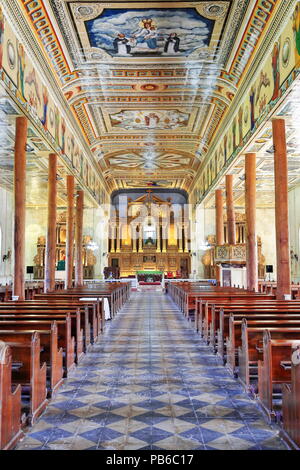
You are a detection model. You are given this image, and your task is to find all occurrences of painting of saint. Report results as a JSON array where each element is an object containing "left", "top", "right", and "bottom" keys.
[
  {"left": 61, "top": 118, "right": 66, "bottom": 154},
  {"left": 85, "top": 8, "right": 214, "bottom": 57},
  {"left": 232, "top": 116, "right": 237, "bottom": 149},
  {"left": 144, "top": 113, "right": 159, "bottom": 128},
  {"left": 41, "top": 86, "right": 49, "bottom": 130},
  {"left": 164, "top": 33, "right": 180, "bottom": 54},
  {"left": 293, "top": 2, "right": 300, "bottom": 65},
  {"left": 238, "top": 105, "right": 243, "bottom": 147},
  {"left": 271, "top": 41, "right": 281, "bottom": 102},
  {"left": 113, "top": 34, "right": 131, "bottom": 55},
  {"left": 17, "top": 42, "right": 26, "bottom": 99},
  {"left": 110, "top": 109, "right": 189, "bottom": 130},
  {"left": 249, "top": 85, "right": 256, "bottom": 131}
]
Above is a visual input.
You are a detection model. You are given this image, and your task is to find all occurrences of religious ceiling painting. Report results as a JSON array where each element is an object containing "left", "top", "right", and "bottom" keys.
[
  {"left": 109, "top": 109, "right": 190, "bottom": 131},
  {"left": 72, "top": 2, "right": 230, "bottom": 61},
  {"left": 192, "top": 1, "right": 300, "bottom": 206},
  {"left": 0, "top": 6, "right": 108, "bottom": 206},
  {"left": 2, "top": 0, "right": 297, "bottom": 201}
]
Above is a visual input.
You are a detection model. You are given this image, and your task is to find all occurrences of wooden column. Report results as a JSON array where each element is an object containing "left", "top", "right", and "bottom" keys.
[
  {"left": 245, "top": 153, "right": 258, "bottom": 292},
  {"left": 13, "top": 116, "right": 28, "bottom": 300},
  {"left": 226, "top": 175, "right": 236, "bottom": 244},
  {"left": 272, "top": 118, "right": 291, "bottom": 299},
  {"left": 215, "top": 189, "right": 224, "bottom": 245},
  {"left": 45, "top": 153, "right": 57, "bottom": 292},
  {"left": 75, "top": 190, "right": 84, "bottom": 287},
  {"left": 65, "top": 175, "right": 75, "bottom": 289},
  {"left": 215, "top": 189, "right": 224, "bottom": 285}
]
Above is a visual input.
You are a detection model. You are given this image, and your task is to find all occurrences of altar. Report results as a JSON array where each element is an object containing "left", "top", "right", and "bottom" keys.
[
  {"left": 137, "top": 270, "right": 163, "bottom": 285},
  {"left": 107, "top": 190, "right": 191, "bottom": 278}
]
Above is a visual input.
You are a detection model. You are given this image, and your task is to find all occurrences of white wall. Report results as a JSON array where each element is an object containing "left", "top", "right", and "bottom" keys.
[
  {"left": 192, "top": 205, "right": 216, "bottom": 278},
  {"left": 0, "top": 187, "right": 13, "bottom": 285},
  {"left": 289, "top": 185, "right": 300, "bottom": 282},
  {"left": 83, "top": 207, "right": 109, "bottom": 279},
  {"left": 256, "top": 207, "right": 276, "bottom": 280},
  {"left": 25, "top": 207, "right": 47, "bottom": 277}
]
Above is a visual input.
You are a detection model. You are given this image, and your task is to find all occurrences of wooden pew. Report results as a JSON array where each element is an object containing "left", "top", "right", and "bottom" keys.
[
  {"left": 282, "top": 345, "right": 300, "bottom": 449},
  {"left": 0, "top": 317, "right": 75, "bottom": 375},
  {"left": 170, "top": 283, "right": 275, "bottom": 318},
  {"left": 217, "top": 308, "right": 300, "bottom": 360},
  {"left": 238, "top": 320, "right": 300, "bottom": 390},
  {"left": 0, "top": 300, "right": 100, "bottom": 342},
  {"left": 258, "top": 331, "right": 300, "bottom": 421},
  {"left": 196, "top": 299, "right": 300, "bottom": 340},
  {"left": 0, "top": 341, "right": 23, "bottom": 450},
  {"left": 0, "top": 308, "right": 88, "bottom": 359},
  {"left": 0, "top": 331, "right": 47, "bottom": 425},
  {"left": 0, "top": 322, "right": 63, "bottom": 397},
  {"left": 33, "top": 293, "right": 105, "bottom": 329},
  {"left": 226, "top": 317, "right": 300, "bottom": 375}
]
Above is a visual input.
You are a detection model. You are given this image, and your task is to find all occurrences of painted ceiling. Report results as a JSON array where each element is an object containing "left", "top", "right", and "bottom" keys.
[
  {"left": 2, "top": 0, "right": 296, "bottom": 200},
  {"left": 13, "top": 0, "right": 282, "bottom": 193}
]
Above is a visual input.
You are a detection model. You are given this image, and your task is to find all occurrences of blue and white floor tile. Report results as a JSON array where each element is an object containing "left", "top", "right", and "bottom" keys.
[{"left": 16, "top": 292, "right": 287, "bottom": 450}]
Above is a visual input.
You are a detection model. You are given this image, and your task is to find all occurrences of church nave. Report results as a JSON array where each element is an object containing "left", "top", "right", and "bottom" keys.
[{"left": 16, "top": 292, "right": 286, "bottom": 451}]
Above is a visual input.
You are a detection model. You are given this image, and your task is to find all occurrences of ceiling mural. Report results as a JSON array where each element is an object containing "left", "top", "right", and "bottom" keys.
[
  {"left": 74, "top": 3, "right": 229, "bottom": 60},
  {"left": 109, "top": 109, "right": 190, "bottom": 131},
  {"left": 1, "top": 0, "right": 297, "bottom": 199},
  {"left": 85, "top": 8, "right": 211, "bottom": 57}
]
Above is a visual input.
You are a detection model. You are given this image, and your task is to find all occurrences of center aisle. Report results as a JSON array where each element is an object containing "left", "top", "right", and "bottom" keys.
[{"left": 17, "top": 292, "right": 286, "bottom": 450}]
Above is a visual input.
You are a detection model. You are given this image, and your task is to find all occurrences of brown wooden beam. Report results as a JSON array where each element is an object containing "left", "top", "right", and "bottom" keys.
[
  {"left": 65, "top": 175, "right": 75, "bottom": 289},
  {"left": 75, "top": 190, "right": 84, "bottom": 287},
  {"left": 13, "top": 116, "right": 28, "bottom": 301},
  {"left": 44, "top": 153, "right": 57, "bottom": 293},
  {"left": 272, "top": 118, "right": 291, "bottom": 299},
  {"left": 226, "top": 174, "right": 236, "bottom": 245},
  {"left": 245, "top": 153, "right": 258, "bottom": 292},
  {"left": 215, "top": 189, "right": 224, "bottom": 245}
]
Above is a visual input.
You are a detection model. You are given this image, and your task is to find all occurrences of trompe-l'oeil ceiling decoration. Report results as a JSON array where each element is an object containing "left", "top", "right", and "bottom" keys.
[{"left": 16, "top": 0, "right": 281, "bottom": 193}]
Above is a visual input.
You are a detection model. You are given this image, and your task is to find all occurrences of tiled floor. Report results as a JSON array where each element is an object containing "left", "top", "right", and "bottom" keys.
[{"left": 16, "top": 291, "right": 287, "bottom": 450}]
